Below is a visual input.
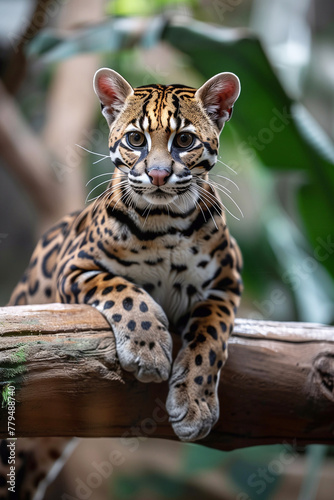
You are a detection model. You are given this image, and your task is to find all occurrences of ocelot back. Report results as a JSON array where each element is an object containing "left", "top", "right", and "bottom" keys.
[{"left": 2, "top": 68, "right": 243, "bottom": 499}]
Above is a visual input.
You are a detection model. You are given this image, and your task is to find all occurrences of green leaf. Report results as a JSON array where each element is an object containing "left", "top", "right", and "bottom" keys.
[{"left": 298, "top": 183, "right": 334, "bottom": 281}]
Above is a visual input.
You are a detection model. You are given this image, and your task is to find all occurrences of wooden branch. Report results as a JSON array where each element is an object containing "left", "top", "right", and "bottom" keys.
[{"left": 0, "top": 304, "right": 333, "bottom": 450}]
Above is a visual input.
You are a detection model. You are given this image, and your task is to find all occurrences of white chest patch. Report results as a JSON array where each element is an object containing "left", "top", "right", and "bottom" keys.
[{"left": 99, "top": 232, "right": 219, "bottom": 325}]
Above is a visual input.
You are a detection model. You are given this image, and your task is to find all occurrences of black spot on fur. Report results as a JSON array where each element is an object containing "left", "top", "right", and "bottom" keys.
[
  {"left": 42, "top": 244, "right": 60, "bottom": 278},
  {"left": 220, "top": 321, "right": 227, "bottom": 332},
  {"left": 104, "top": 300, "right": 115, "bottom": 309},
  {"left": 84, "top": 286, "right": 97, "bottom": 304},
  {"left": 70, "top": 282, "right": 80, "bottom": 303},
  {"left": 184, "top": 331, "right": 195, "bottom": 343},
  {"left": 193, "top": 306, "right": 211, "bottom": 318},
  {"left": 123, "top": 297, "right": 134, "bottom": 311},
  {"left": 217, "top": 360, "right": 223, "bottom": 369},
  {"left": 194, "top": 376, "right": 203, "bottom": 385},
  {"left": 29, "top": 257, "right": 38, "bottom": 269},
  {"left": 102, "top": 286, "right": 114, "bottom": 295},
  {"left": 149, "top": 342, "right": 155, "bottom": 350},
  {"left": 171, "top": 264, "right": 187, "bottom": 273},
  {"left": 197, "top": 333, "right": 206, "bottom": 343},
  {"left": 216, "top": 277, "right": 234, "bottom": 289},
  {"left": 116, "top": 284, "right": 127, "bottom": 292},
  {"left": 112, "top": 314, "right": 122, "bottom": 322},
  {"left": 209, "top": 349, "right": 216, "bottom": 366},
  {"left": 219, "top": 305, "right": 231, "bottom": 316},
  {"left": 103, "top": 273, "right": 115, "bottom": 281},
  {"left": 45, "top": 287, "right": 52, "bottom": 298},
  {"left": 221, "top": 254, "right": 233, "bottom": 267},
  {"left": 190, "top": 322, "right": 199, "bottom": 333},
  {"left": 207, "top": 325, "right": 218, "bottom": 340},
  {"left": 144, "top": 258, "right": 164, "bottom": 266},
  {"left": 140, "top": 301, "right": 148, "bottom": 312},
  {"left": 186, "top": 284, "right": 197, "bottom": 296},
  {"left": 75, "top": 212, "right": 88, "bottom": 233},
  {"left": 210, "top": 239, "right": 228, "bottom": 258},
  {"left": 141, "top": 321, "right": 152, "bottom": 330},
  {"left": 127, "top": 320, "right": 136, "bottom": 331},
  {"left": 195, "top": 354, "right": 202, "bottom": 366}
]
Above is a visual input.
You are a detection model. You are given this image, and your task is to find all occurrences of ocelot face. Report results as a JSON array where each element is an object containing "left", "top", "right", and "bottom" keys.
[{"left": 94, "top": 69, "right": 240, "bottom": 208}]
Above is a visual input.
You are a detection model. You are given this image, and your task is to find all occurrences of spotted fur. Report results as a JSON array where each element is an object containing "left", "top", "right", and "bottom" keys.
[{"left": 3, "top": 69, "right": 242, "bottom": 498}]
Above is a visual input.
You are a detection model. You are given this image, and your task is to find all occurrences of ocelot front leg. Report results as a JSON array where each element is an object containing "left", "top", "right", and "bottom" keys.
[
  {"left": 167, "top": 243, "right": 243, "bottom": 441},
  {"left": 58, "top": 270, "right": 172, "bottom": 382}
]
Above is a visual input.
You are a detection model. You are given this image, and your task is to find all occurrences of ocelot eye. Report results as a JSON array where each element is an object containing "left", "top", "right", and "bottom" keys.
[
  {"left": 174, "top": 133, "right": 194, "bottom": 149},
  {"left": 127, "top": 132, "right": 146, "bottom": 148}
]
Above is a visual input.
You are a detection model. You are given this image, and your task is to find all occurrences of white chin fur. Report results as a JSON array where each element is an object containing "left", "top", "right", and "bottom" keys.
[{"left": 143, "top": 192, "right": 178, "bottom": 205}]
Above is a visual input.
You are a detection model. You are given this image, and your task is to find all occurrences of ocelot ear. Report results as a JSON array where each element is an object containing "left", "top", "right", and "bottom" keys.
[
  {"left": 93, "top": 68, "right": 134, "bottom": 126},
  {"left": 195, "top": 72, "right": 240, "bottom": 130}
]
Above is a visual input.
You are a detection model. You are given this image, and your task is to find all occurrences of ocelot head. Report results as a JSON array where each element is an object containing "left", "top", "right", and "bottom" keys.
[{"left": 93, "top": 68, "right": 240, "bottom": 210}]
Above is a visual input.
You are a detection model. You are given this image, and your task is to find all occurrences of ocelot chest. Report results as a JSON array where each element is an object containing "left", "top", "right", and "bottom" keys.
[{"left": 95, "top": 223, "right": 220, "bottom": 325}]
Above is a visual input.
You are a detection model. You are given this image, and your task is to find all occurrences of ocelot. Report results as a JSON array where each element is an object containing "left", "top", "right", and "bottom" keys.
[{"left": 3, "top": 68, "right": 243, "bottom": 499}]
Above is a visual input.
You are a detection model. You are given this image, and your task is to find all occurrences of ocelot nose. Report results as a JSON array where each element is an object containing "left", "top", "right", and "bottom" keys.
[{"left": 147, "top": 168, "right": 170, "bottom": 186}]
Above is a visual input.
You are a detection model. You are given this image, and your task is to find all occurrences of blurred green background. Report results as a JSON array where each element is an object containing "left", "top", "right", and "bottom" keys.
[{"left": 0, "top": 0, "right": 333, "bottom": 499}]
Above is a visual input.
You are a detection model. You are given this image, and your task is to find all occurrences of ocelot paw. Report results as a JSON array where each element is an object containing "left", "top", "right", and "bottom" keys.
[
  {"left": 115, "top": 316, "right": 172, "bottom": 383},
  {"left": 166, "top": 350, "right": 221, "bottom": 441}
]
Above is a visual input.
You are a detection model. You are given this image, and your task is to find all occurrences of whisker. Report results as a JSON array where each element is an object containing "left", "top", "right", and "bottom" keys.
[
  {"left": 86, "top": 172, "right": 113, "bottom": 186},
  {"left": 189, "top": 185, "right": 207, "bottom": 222},
  {"left": 92, "top": 186, "right": 113, "bottom": 210},
  {"left": 86, "top": 180, "right": 112, "bottom": 203},
  {"left": 217, "top": 158, "right": 237, "bottom": 174},
  {"left": 143, "top": 204, "right": 153, "bottom": 226},
  {"left": 210, "top": 173, "right": 240, "bottom": 191},
  {"left": 196, "top": 184, "right": 223, "bottom": 213},
  {"left": 93, "top": 156, "right": 111, "bottom": 164},
  {"left": 207, "top": 182, "right": 244, "bottom": 219},
  {"left": 75, "top": 144, "right": 109, "bottom": 158},
  {"left": 171, "top": 200, "right": 185, "bottom": 214},
  {"left": 196, "top": 177, "right": 243, "bottom": 220},
  {"left": 198, "top": 177, "right": 232, "bottom": 194},
  {"left": 85, "top": 179, "right": 128, "bottom": 203},
  {"left": 111, "top": 186, "right": 132, "bottom": 211},
  {"left": 192, "top": 187, "right": 218, "bottom": 230},
  {"left": 89, "top": 177, "right": 128, "bottom": 209}
]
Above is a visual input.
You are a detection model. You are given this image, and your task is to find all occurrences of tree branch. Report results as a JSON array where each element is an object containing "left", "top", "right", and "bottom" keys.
[{"left": 0, "top": 304, "right": 333, "bottom": 450}]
